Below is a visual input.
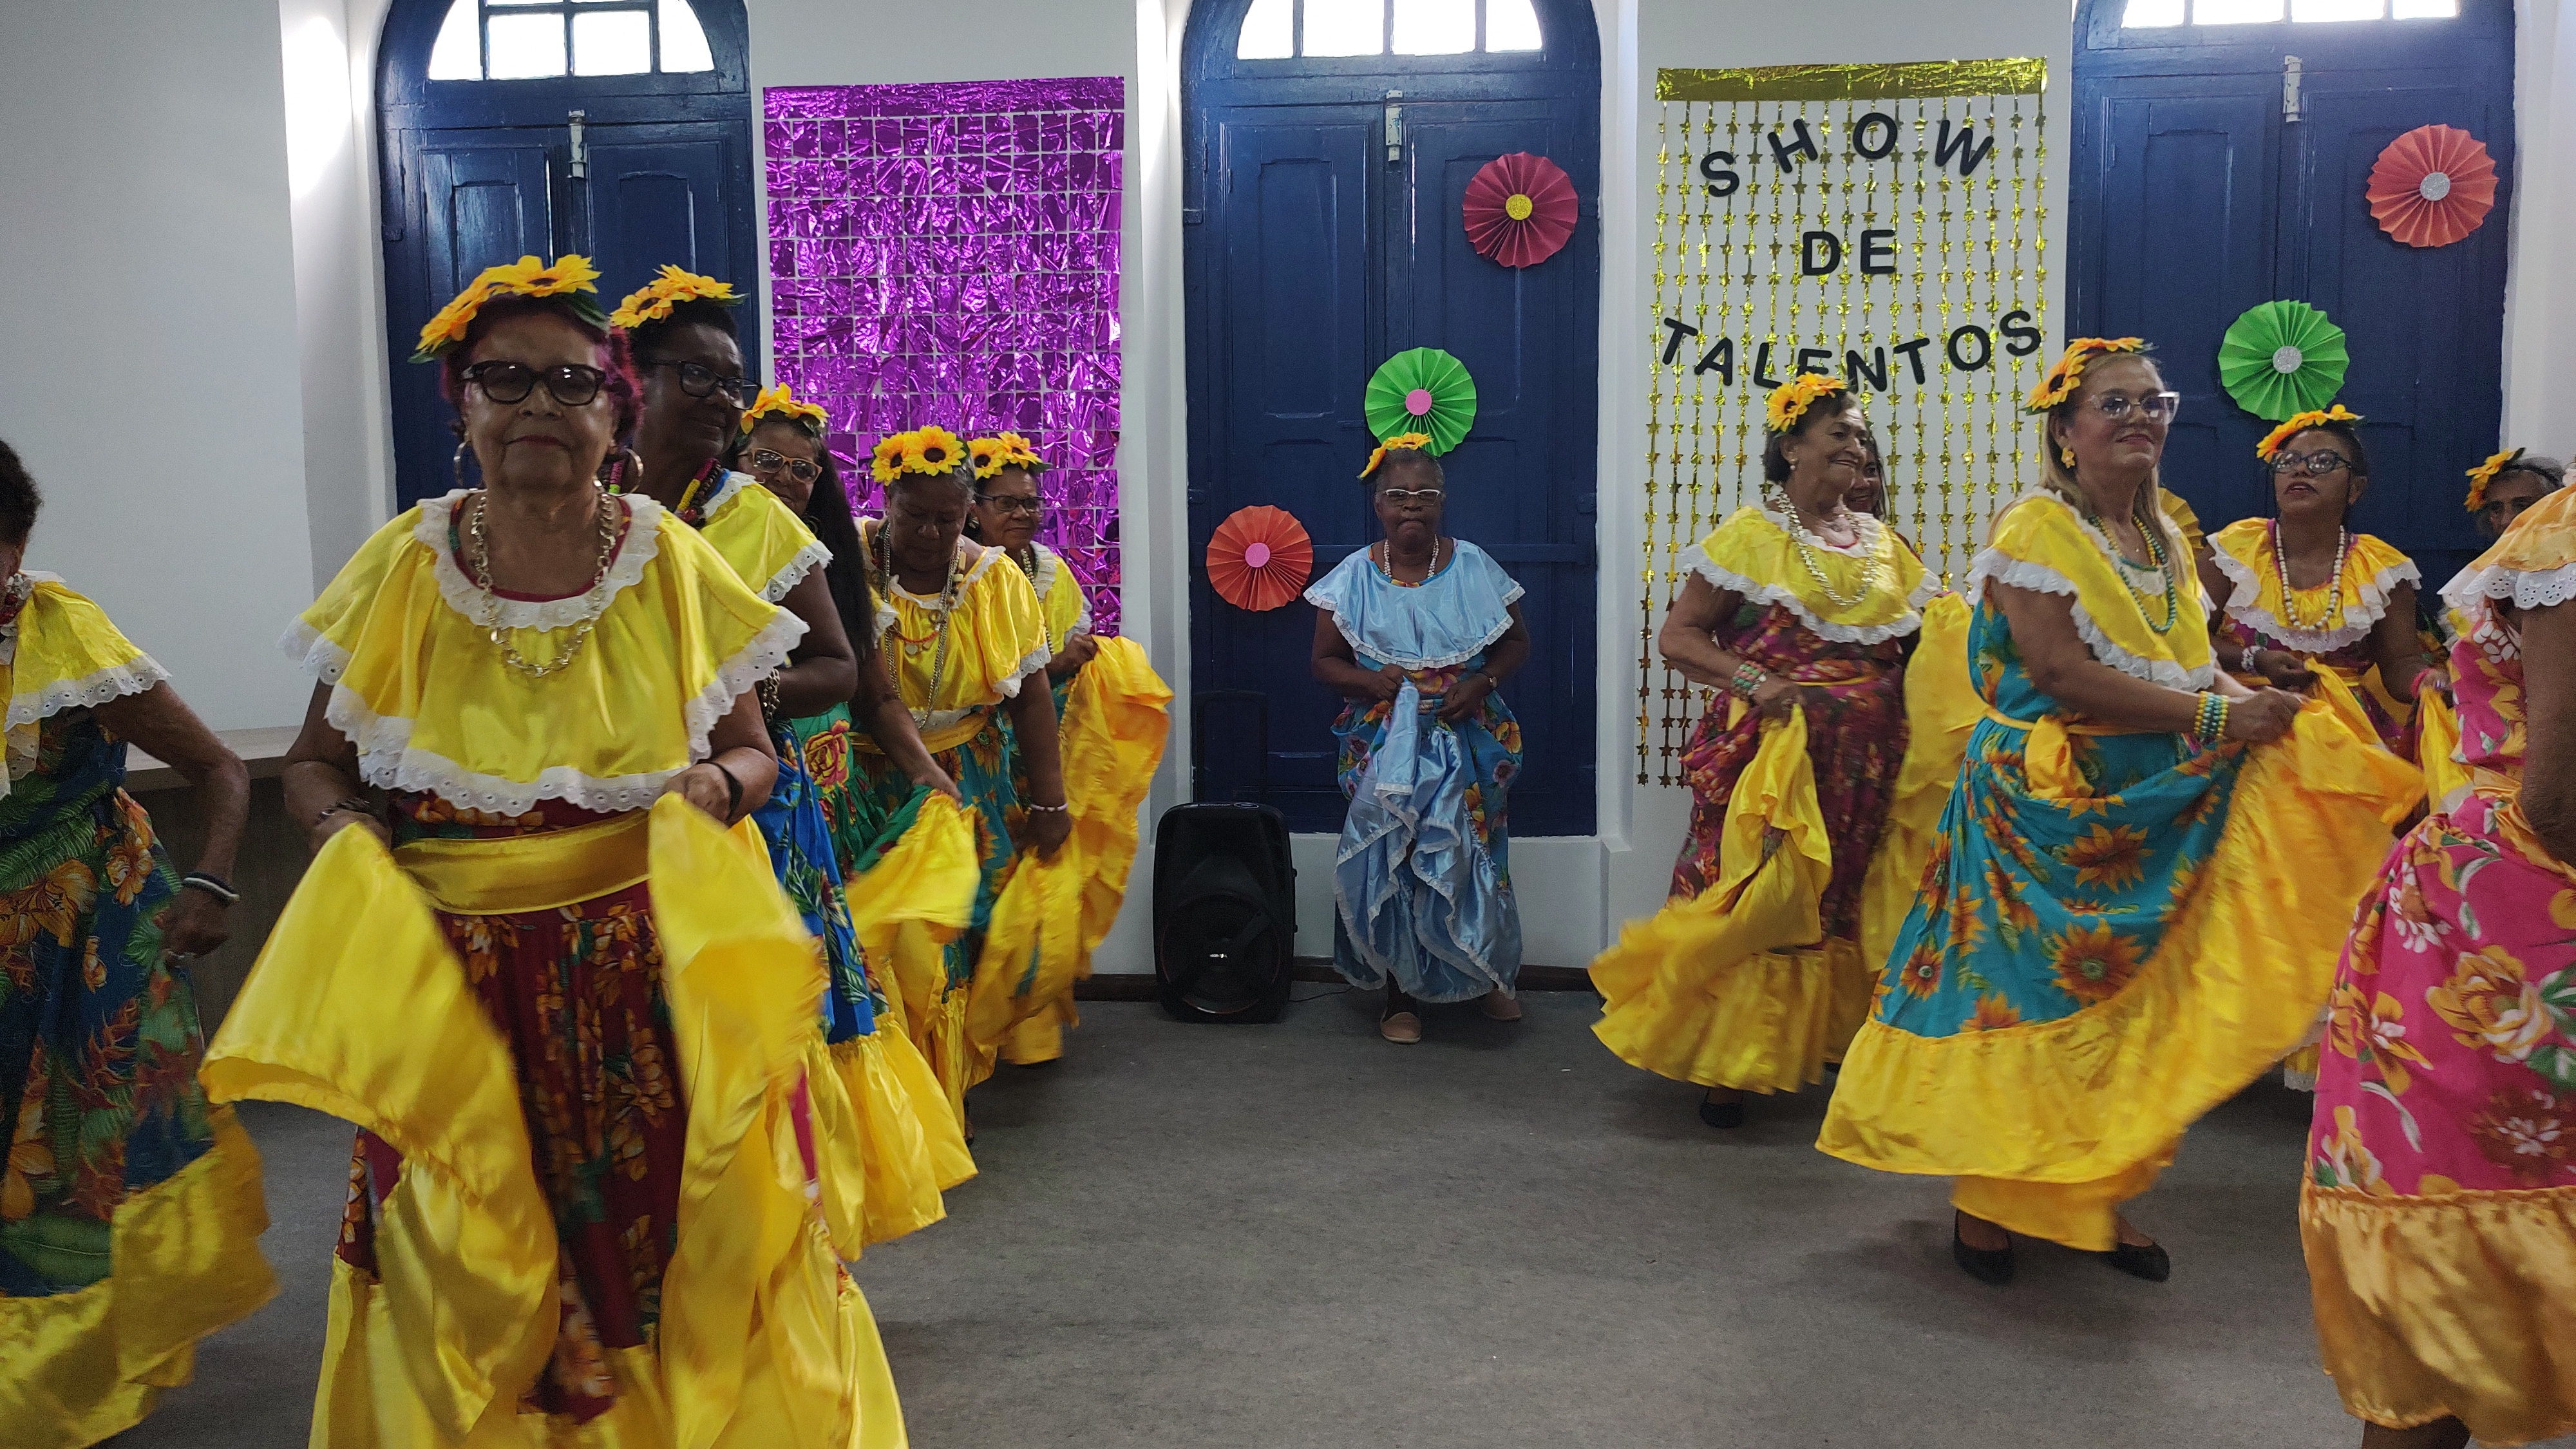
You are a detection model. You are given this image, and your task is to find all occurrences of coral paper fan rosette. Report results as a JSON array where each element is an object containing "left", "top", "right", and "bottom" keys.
[
  {"left": 1363, "top": 349, "right": 1479, "bottom": 455},
  {"left": 1206, "top": 506, "right": 1313, "bottom": 612},
  {"left": 412, "top": 254, "right": 605, "bottom": 361},
  {"left": 609, "top": 263, "right": 742, "bottom": 330},
  {"left": 2366, "top": 124, "right": 2498, "bottom": 249},
  {"left": 2217, "top": 300, "right": 2349, "bottom": 422},
  {"left": 1462, "top": 152, "right": 1578, "bottom": 269}
]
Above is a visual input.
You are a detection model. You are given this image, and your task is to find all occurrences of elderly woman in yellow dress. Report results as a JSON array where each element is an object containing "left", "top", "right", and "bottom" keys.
[
  {"left": 0, "top": 439, "right": 274, "bottom": 1448},
  {"left": 965, "top": 432, "right": 1170, "bottom": 1068},
  {"left": 1818, "top": 339, "right": 2415, "bottom": 1286},
  {"left": 207, "top": 256, "right": 905, "bottom": 1445},
  {"left": 1591, "top": 376, "right": 1930, "bottom": 1126}
]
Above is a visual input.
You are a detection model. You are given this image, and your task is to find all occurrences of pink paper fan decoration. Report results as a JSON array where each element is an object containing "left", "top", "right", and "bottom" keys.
[
  {"left": 1207, "top": 506, "right": 1313, "bottom": 612},
  {"left": 1462, "top": 152, "right": 1578, "bottom": 269},
  {"left": 2366, "top": 124, "right": 2497, "bottom": 249}
]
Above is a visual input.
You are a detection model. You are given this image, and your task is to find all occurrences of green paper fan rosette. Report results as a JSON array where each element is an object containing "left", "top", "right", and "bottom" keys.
[
  {"left": 1364, "top": 348, "right": 1479, "bottom": 455},
  {"left": 2218, "top": 300, "right": 2350, "bottom": 421}
]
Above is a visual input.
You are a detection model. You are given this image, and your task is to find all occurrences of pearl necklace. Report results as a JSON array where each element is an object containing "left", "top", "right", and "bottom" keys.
[
  {"left": 1373, "top": 536, "right": 1448, "bottom": 587},
  {"left": 2271, "top": 520, "right": 2349, "bottom": 634},
  {"left": 1764, "top": 488, "right": 1886, "bottom": 609},
  {"left": 872, "top": 526, "right": 963, "bottom": 728}
]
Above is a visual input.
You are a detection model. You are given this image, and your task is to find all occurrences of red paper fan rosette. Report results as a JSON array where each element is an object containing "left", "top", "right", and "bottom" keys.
[
  {"left": 1462, "top": 152, "right": 1578, "bottom": 269},
  {"left": 1206, "top": 506, "right": 1313, "bottom": 612},
  {"left": 2366, "top": 124, "right": 2497, "bottom": 249}
]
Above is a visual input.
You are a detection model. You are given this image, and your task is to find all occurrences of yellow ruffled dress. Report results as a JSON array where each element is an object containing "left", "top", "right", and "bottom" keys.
[
  {"left": 999, "top": 542, "right": 1171, "bottom": 1066},
  {"left": 0, "top": 576, "right": 276, "bottom": 1449},
  {"left": 688, "top": 473, "right": 973, "bottom": 1254},
  {"left": 853, "top": 522, "right": 1084, "bottom": 1124},
  {"left": 1591, "top": 507, "right": 1935, "bottom": 1094},
  {"left": 2208, "top": 519, "right": 2425, "bottom": 762},
  {"left": 209, "top": 493, "right": 905, "bottom": 1448},
  {"left": 1817, "top": 493, "right": 2418, "bottom": 1249}
]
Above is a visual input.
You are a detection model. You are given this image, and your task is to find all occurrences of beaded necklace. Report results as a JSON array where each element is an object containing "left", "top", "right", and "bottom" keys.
[
  {"left": 871, "top": 524, "right": 963, "bottom": 728},
  {"left": 466, "top": 489, "right": 623, "bottom": 678},
  {"left": 1372, "top": 536, "right": 1448, "bottom": 587},
  {"left": 2109, "top": 500, "right": 2180, "bottom": 635},
  {"left": 2269, "top": 520, "right": 2350, "bottom": 634},
  {"left": 1762, "top": 488, "right": 1887, "bottom": 609}
]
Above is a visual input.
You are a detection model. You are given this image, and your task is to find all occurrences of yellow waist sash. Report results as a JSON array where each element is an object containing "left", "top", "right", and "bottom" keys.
[
  {"left": 392, "top": 811, "right": 650, "bottom": 916},
  {"left": 854, "top": 706, "right": 990, "bottom": 757}
]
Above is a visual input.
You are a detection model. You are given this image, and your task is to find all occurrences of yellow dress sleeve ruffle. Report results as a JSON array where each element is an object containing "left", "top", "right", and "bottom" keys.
[
  {"left": 1971, "top": 492, "right": 2215, "bottom": 690},
  {"left": 864, "top": 524, "right": 1052, "bottom": 752},
  {"left": 1860, "top": 592, "right": 1980, "bottom": 971},
  {"left": 2209, "top": 520, "right": 2420, "bottom": 656},
  {"left": 1681, "top": 507, "right": 1933, "bottom": 645},
  {"left": 0, "top": 1105, "right": 276, "bottom": 1449},
  {"left": 1817, "top": 695, "right": 2420, "bottom": 1192},
  {"left": 4, "top": 577, "right": 170, "bottom": 727},
  {"left": 1033, "top": 542, "right": 1094, "bottom": 655},
  {"left": 203, "top": 798, "right": 894, "bottom": 1449},
  {"left": 697, "top": 473, "right": 831, "bottom": 603},
  {"left": 2416, "top": 688, "right": 2474, "bottom": 814},
  {"left": 282, "top": 495, "right": 801, "bottom": 816},
  {"left": 1589, "top": 707, "right": 1871, "bottom": 1092},
  {"left": 2159, "top": 491, "right": 2207, "bottom": 561},
  {"left": 2447, "top": 482, "right": 2576, "bottom": 609}
]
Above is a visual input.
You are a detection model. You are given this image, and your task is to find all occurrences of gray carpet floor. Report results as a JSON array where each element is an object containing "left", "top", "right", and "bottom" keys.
[{"left": 118, "top": 990, "right": 2535, "bottom": 1448}]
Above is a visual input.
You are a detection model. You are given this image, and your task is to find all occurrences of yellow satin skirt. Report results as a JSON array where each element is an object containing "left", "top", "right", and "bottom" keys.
[{"left": 203, "top": 799, "right": 907, "bottom": 1448}]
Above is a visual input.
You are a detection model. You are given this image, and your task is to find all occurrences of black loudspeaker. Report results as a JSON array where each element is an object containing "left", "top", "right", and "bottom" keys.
[{"left": 1155, "top": 690, "right": 1298, "bottom": 1022}]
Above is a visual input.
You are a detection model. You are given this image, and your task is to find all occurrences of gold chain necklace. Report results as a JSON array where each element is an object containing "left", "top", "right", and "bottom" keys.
[
  {"left": 468, "top": 489, "right": 621, "bottom": 678},
  {"left": 874, "top": 526, "right": 963, "bottom": 728},
  {"left": 1766, "top": 489, "right": 1886, "bottom": 609}
]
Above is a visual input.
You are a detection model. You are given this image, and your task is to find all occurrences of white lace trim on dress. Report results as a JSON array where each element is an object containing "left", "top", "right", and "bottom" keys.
[
  {"left": 2213, "top": 547, "right": 2418, "bottom": 654},
  {"left": 1, "top": 655, "right": 170, "bottom": 729},
  {"left": 1967, "top": 551, "right": 2215, "bottom": 692},
  {"left": 1680, "top": 544, "right": 1930, "bottom": 645},
  {"left": 2443, "top": 556, "right": 2576, "bottom": 615},
  {"left": 414, "top": 490, "right": 665, "bottom": 632}
]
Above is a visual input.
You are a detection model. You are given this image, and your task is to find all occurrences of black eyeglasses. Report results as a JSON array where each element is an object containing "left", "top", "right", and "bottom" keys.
[
  {"left": 978, "top": 494, "right": 1043, "bottom": 517},
  {"left": 462, "top": 361, "right": 607, "bottom": 407},
  {"left": 2269, "top": 450, "right": 2354, "bottom": 477},
  {"left": 748, "top": 448, "right": 820, "bottom": 484},
  {"left": 641, "top": 359, "right": 755, "bottom": 407}
]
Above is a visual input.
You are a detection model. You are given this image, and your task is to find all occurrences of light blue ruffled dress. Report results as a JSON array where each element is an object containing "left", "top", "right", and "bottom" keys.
[{"left": 1305, "top": 542, "right": 1526, "bottom": 1003}]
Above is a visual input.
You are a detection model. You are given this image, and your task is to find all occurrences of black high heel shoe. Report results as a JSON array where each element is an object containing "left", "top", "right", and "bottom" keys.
[
  {"left": 1952, "top": 1213, "right": 2014, "bottom": 1286},
  {"left": 2099, "top": 1238, "right": 2171, "bottom": 1282},
  {"left": 1698, "top": 1092, "right": 1745, "bottom": 1129}
]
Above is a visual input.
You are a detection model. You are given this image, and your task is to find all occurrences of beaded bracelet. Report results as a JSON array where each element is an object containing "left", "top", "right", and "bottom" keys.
[
  {"left": 1025, "top": 800, "right": 1072, "bottom": 814},
  {"left": 2193, "top": 691, "right": 2230, "bottom": 746},
  {"left": 1729, "top": 660, "right": 1769, "bottom": 701},
  {"left": 180, "top": 872, "right": 240, "bottom": 905}
]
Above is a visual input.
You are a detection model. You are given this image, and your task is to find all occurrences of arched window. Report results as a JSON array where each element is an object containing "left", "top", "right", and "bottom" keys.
[
  {"left": 425, "top": 0, "right": 714, "bottom": 80},
  {"left": 2121, "top": 0, "right": 2455, "bottom": 24},
  {"left": 1235, "top": 0, "right": 1543, "bottom": 59}
]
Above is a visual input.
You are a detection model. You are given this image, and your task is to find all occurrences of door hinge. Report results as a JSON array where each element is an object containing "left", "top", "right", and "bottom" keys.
[
  {"left": 568, "top": 109, "right": 589, "bottom": 178},
  {"left": 1383, "top": 90, "right": 1405, "bottom": 163},
  {"left": 2281, "top": 56, "right": 2304, "bottom": 124},
  {"left": 1183, "top": 206, "right": 1206, "bottom": 225}
]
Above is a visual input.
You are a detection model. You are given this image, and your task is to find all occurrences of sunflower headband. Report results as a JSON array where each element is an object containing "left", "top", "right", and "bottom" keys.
[
  {"left": 741, "top": 384, "right": 829, "bottom": 435},
  {"left": 1359, "top": 433, "right": 1434, "bottom": 479},
  {"left": 1764, "top": 374, "right": 1848, "bottom": 435},
  {"left": 2022, "top": 337, "right": 2150, "bottom": 415},
  {"left": 412, "top": 254, "right": 605, "bottom": 363},
  {"left": 2463, "top": 446, "right": 2526, "bottom": 512},
  {"left": 2255, "top": 404, "right": 2364, "bottom": 462},
  {"left": 609, "top": 265, "right": 742, "bottom": 330},
  {"left": 869, "top": 426, "right": 967, "bottom": 485},
  {"left": 969, "top": 431, "right": 1045, "bottom": 481}
]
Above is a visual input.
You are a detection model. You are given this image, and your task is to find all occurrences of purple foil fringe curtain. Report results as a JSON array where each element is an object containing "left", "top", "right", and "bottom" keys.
[{"left": 764, "top": 76, "right": 1126, "bottom": 634}]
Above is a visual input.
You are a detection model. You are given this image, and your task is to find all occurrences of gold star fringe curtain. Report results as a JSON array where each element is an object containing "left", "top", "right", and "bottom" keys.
[{"left": 1640, "top": 59, "right": 2050, "bottom": 786}]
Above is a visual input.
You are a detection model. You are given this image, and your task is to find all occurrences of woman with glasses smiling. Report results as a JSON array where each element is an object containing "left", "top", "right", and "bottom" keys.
[
  {"left": 964, "top": 433, "right": 1171, "bottom": 1069},
  {"left": 2195, "top": 407, "right": 2433, "bottom": 761},
  {"left": 1820, "top": 339, "right": 2416, "bottom": 1287},
  {"left": 1307, "top": 433, "right": 1530, "bottom": 1044}
]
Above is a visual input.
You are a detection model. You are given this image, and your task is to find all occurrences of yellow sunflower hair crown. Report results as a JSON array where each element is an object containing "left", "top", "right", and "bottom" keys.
[
  {"left": 412, "top": 254, "right": 605, "bottom": 363},
  {"left": 1763, "top": 374, "right": 1849, "bottom": 435},
  {"left": 968, "top": 431, "right": 1046, "bottom": 481},
  {"left": 1359, "top": 432, "right": 1435, "bottom": 480},
  {"left": 739, "top": 384, "right": 829, "bottom": 435},
  {"left": 2255, "top": 404, "right": 2364, "bottom": 462},
  {"left": 2463, "top": 446, "right": 2526, "bottom": 512},
  {"left": 609, "top": 265, "right": 742, "bottom": 330},
  {"left": 2022, "top": 337, "right": 2151, "bottom": 415}
]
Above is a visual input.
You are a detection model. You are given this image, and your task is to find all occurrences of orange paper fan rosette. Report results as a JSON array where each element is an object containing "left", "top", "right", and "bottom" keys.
[
  {"left": 1206, "top": 506, "right": 1313, "bottom": 612},
  {"left": 2366, "top": 124, "right": 2497, "bottom": 249}
]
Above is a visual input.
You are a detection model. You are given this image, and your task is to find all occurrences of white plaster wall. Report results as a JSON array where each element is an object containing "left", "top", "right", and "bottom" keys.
[
  {"left": 2504, "top": 0, "right": 2576, "bottom": 445},
  {"left": 0, "top": 0, "right": 319, "bottom": 730}
]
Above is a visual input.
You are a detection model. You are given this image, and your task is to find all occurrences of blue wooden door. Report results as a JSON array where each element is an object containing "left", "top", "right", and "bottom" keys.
[
  {"left": 377, "top": 0, "right": 755, "bottom": 507},
  {"left": 1183, "top": 0, "right": 1601, "bottom": 837},
  {"left": 2070, "top": 0, "right": 2514, "bottom": 586}
]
